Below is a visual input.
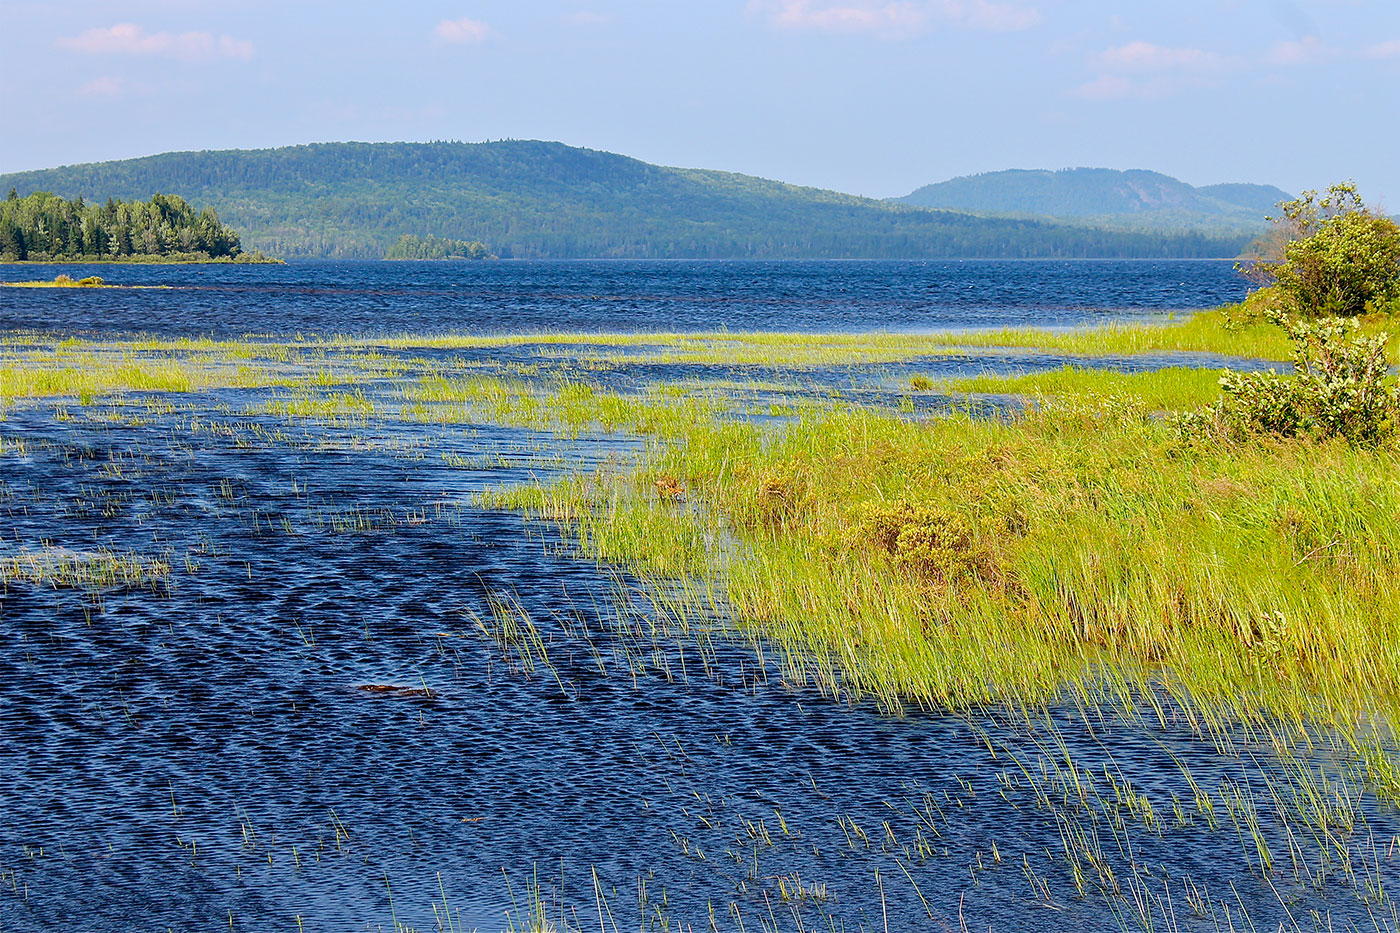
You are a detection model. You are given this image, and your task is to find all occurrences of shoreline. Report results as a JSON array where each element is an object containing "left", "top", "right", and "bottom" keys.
[{"left": 0, "top": 256, "right": 284, "bottom": 266}]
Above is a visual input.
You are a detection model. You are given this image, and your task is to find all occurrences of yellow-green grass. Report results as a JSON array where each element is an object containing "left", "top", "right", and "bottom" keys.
[
  {"left": 5, "top": 305, "right": 1389, "bottom": 379},
  {"left": 944, "top": 365, "right": 1228, "bottom": 411},
  {"left": 403, "top": 376, "right": 731, "bottom": 437},
  {"left": 0, "top": 356, "right": 292, "bottom": 401},
  {"left": 491, "top": 396, "right": 1400, "bottom": 751},
  {"left": 343, "top": 305, "right": 1394, "bottom": 366},
  {"left": 0, "top": 547, "right": 171, "bottom": 590},
  {"left": 1, "top": 274, "right": 169, "bottom": 289}
]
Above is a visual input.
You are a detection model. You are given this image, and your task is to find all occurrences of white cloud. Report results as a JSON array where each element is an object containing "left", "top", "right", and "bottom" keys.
[
  {"left": 1098, "top": 41, "right": 1226, "bottom": 73},
  {"left": 58, "top": 23, "right": 254, "bottom": 61},
  {"left": 1072, "top": 73, "right": 1170, "bottom": 101},
  {"left": 751, "top": 0, "right": 1039, "bottom": 37},
  {"left": 435, "top": 17, "right": 493, "bottom": 44},
  {"left": 1073, "top": 40, "right": 1228, "bottom": 101},
  {"left": 1360, "top": 39, "right": 1400, "bottom": 60},
  {"left": 763, "top": 1, "right": 926, "bottom": 35},
  {"left": 937, "top": 0, "right": 1041, "bottom": 31},
  {"left": 1266, "top": 35, "right": 1330, "bottom": 66}
]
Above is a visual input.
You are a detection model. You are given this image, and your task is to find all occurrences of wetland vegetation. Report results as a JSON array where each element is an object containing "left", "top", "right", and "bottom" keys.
[{"left": 2, "top": 244, "right": 1397, "bottom": 931}]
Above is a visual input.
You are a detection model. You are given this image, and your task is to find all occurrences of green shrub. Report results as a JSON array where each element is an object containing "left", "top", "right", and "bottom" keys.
[
  {"left": 1243, "top": 183, "right": 1400, "bottom": 318},
  {"left": 1177, "top": 313, "right": 1398, "bottom": 446},
  {"left": 860, "top": 500, "right": 989, "bottom": 584}
]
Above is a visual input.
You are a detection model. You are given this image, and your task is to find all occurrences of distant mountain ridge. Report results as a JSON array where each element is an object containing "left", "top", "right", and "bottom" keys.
[
  {"left": 0, "top": 143, "right": 1254, "bottom": 259},
  {"left": 896, "top": 168, "right": 1291, "bottom": 234}
]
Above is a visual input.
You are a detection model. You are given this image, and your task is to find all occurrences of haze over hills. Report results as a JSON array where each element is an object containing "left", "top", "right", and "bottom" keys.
[
  {"left": 0, "top": 142, "right": 1256, "bottom": 260},
  {"left": 896, "top": 168, "right": 1291, "bottom": 235}
]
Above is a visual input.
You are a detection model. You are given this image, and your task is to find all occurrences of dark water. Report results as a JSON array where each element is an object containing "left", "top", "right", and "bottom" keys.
[
  {"left": 1, "top": 259, "right": 1249, "bottom": 337},
  {"left": 1, "top": 262, "right": 1395, "bottom": 932}
]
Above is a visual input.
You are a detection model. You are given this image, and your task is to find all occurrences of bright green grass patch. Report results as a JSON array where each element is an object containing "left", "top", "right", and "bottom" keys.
[
  {"left": 327, "top": 307, "right": 1302, "bottom": 364},
  {"left": 945, "top": 365, "right": 1228, "bottom": 410},
  {"left": 404, "top": 375, "right": 733, "bottom": 437},
  {"left": 549, "top": 307, "right": 1305, "bottom": 366},
  {"left": 0, "top": 355, "right": 294, "bottom": 401},
  {"left": 253, "top": 389, "right": 377, "bottom": 419},
  {"left": 499, "top": 400, "right": 1400, "bottom": 738}
]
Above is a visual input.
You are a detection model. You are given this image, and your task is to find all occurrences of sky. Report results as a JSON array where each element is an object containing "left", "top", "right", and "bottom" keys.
[{"left": 2, "top": 0, "right": 1398, "bottom": 205}]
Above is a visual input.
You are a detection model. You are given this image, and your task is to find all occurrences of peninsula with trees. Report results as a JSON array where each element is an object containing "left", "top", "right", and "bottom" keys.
[{"left": 0, "top": 190, "right": 276, "bottom": 263}]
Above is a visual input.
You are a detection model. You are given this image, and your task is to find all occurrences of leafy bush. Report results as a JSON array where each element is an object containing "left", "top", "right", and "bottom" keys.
[
  {"left": 1177, "top": 313, "right": 1398, "bottom": 446},
  {"left": 860, "top": 500, "right": 991, "bottom": 585},
  {"left": 1241, "top": 183, "right": 1400, "bottom": 317}
]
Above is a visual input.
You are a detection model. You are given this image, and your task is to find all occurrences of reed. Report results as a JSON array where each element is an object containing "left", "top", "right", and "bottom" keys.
[{"left": 496, "top": 392, "right": 1400, "bottom": 751}]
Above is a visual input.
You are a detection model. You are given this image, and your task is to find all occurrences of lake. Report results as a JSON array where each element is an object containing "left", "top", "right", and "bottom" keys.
[{"left": 2, "top": 261, "right": 1394, "bottom": 933}]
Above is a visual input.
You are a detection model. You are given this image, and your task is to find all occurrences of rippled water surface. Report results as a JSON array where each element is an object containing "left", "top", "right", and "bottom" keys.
[
  {"left": 1, "top": 261, "right": 1395, "bottom": 932},
  {"left": 2, "top": 258, "right": 1250, "bottom": 337}
]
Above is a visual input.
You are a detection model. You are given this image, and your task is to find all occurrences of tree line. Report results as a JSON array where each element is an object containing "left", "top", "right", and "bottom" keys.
[
  {"left": 384, "top": 234, "right": 492, "bottom": 260},
  {"left": 0, "top": 189, "right": 244, "bottom": 261}
]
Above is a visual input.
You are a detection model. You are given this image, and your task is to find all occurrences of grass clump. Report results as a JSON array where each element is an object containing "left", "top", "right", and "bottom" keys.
[
  {"left": 2, "top": 274, "right": 107, "bottom": 288},
  {"left": 858, "top": 500, "right": 999, "bottom": 588},
  {"left": 0, "top": 547, "right": 171, "bottom": 591}
]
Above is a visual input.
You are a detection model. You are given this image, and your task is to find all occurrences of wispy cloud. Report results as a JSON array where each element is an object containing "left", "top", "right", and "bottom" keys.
[
  {"left": 1360, "top": 39, "right": 1400, "bottom": 60},
  {"left": 58, "top": 23, "right": 254, "bottom": 61},
  {"left": 938, "top": 0, "right": 1041, "bottom": 31},
  {"left": 762, "top": 1, "right": 927, "bottom": 36},
  {"left": 1072, "top": 73, "right": 1173, "bottom": 101},
  {"left": 1266, "top": 35, "right": 1331, "bottom": 66},
  {"left": 1097, "top": 41, "right": 1226, "bottom": 73},
  {"left": 750, "top": 0, "right": 1039, "bottom": 38},
  {"left": 1074, "top": 40, "right": 1229, "bottom": 100},
  {"left": 435, "top": 17, "right": 493, "bottom": 44}
]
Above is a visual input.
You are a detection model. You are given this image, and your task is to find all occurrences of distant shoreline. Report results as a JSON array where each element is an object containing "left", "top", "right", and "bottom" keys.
[{"left": 1, "top": 256, "right": 284, "bottom": 266}]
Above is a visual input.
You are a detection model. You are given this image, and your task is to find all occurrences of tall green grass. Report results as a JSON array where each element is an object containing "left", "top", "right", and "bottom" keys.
[
  {"left": 499, "top": 396, "right": 1400, "bottom": 738},
  {"left": 943, "top": 365, "right": 1227, "bottom": 410}
]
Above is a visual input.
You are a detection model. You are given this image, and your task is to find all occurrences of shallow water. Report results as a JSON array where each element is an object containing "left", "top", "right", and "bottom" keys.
[{"left": 1, "top": 262, "right": 1395, "bottom": 932}]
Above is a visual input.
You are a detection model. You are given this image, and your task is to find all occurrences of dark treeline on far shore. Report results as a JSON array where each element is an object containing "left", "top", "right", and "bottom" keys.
[
  {"left": 0, "top": 189, "right": 271, "bottom": 263},
  {"left": 384, "top": 234, "right": 492, "bottom": 260}
]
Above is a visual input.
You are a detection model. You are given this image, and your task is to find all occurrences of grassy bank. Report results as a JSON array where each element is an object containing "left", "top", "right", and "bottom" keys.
[{"left": 490, "top": 386, "right": 1399, "bottom": 720}]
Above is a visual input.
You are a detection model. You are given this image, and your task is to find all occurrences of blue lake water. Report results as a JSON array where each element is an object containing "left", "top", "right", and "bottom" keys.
[
  {"left": 1, "top": 259, "right": 1249, "bottom": 337},
  {"left": 2, "top": 261, "right": 1395, "bottom": 933}
]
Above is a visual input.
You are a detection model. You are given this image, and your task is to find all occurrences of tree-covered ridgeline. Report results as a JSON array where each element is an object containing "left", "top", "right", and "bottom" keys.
[
  {"left": 0, "top": 141, "right": 1255, "bottom": 260},
  {"left": 0, "top": 189, "right": 253, "bottom": 262},
  {"left": 384, "top": 234, "right": 492, "bottom": 260}
]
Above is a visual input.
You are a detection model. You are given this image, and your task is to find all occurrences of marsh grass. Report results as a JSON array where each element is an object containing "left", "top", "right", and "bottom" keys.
[
  {"left": 6, "top": 308, "right": 1400, "bottom": 926},
  {"left": 0, "top": 546, "right": 171, "bottom": 591},
  {"left": 944, "top": 364, "right": 1227, "bottom": 410},
  {"left": 496, "top": 393, "right": 1400, "bottom": 744},
  {"left": 327, "top": 305, "right": 1372, "bottom": 364}
]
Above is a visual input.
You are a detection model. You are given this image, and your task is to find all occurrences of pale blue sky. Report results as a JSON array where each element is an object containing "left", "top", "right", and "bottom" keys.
[{"left": 2, "top": 1, "right": 1397, "bottom": 205}]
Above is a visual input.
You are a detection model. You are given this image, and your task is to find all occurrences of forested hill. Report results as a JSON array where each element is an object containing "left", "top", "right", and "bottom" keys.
[
  {"left": 0, "top": 142, "right": 1251, "bottom": 259},
  {"left": 896, "top": 168, "right": 1291, "bottom": 235}
]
